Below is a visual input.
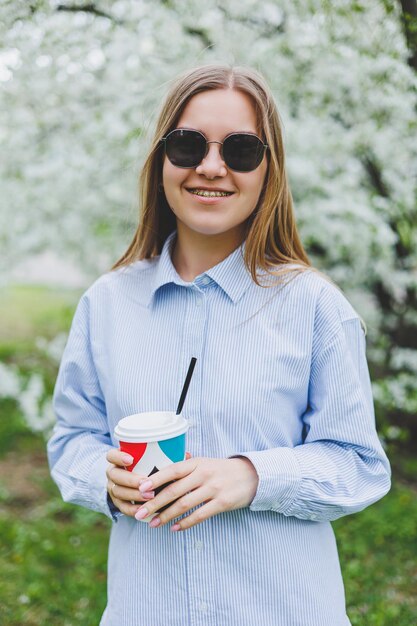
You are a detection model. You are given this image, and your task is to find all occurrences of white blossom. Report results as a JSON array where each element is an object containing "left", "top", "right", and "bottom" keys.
[
  {"left": 0, "top": 0, "right": 416, "bottom": 434},
  {"left": 0, "top": 362, "right": 21, "bottom": 397}
]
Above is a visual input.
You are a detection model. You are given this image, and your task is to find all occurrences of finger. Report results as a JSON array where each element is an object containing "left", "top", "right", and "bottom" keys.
[
  {"left": 170, "top": 499, "right": 221, "bottom": 532},
  {"left": 152, "top": 487, "right": 209, "bottom": 527},
  {"left": 107, "top": 466, "right": 146, "bottom": 489},
  {"left": 138, "top": 458, "right": 196, "bottom": 493},
  {"left": 135, "top": 472, "right": 199, "bottom": 521},
  {"left": 111, "top": 496, "right": 142, "bottom": 518},
  {"left": 106, "top": 449, "right": 134, "bottom": 467},
  {"left": 108, "top": 482, "right": 155, "bottom": 503}
]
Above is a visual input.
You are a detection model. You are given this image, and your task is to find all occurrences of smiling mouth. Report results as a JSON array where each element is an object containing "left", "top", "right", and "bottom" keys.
[{"left": 186, "top": 188, "right": 234, "bottom": 198}]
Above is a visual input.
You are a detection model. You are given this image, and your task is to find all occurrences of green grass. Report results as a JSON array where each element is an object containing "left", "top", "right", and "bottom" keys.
[
  {"left": 0, "top": 284, "right": 80, "bottom": 399},
  {"left": 1, "top": 423, "right": 416, "bottom": 625},
  {"left": 0, "top": 285, "right": 416, "bottom": 624},
  {"left": 0, "top": 284, "right": 80, "bottom": 344},
  {"left": 334, "top": 484, "right": 417, "bottom": 624},
  {"left": 0, "top": 496, "right": 109, "bottom": 626},
  {"left": 0, "top": 285, "right": 108, "bottom": 624}
]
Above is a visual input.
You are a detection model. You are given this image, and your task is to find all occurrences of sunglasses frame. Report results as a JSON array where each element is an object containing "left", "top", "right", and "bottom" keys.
[{"left": 160, "top": 128, "right": 269, "bottom": 173}]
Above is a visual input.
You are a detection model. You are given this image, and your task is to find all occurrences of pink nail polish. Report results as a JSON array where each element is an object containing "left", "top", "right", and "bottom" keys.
[
  {"left": 135, "top": 508, "right": 148, "bottom": 520},
  {"left": 171, "top": 524, "right": 181, "bottom": 532},
  {"left": 139, "top": 480, "right": 152, "bottom": 492},
  {"left": 149, "top": 517, "right": 161, "bottom": 528}
]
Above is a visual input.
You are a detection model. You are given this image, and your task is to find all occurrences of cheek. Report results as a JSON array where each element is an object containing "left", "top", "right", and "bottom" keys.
[
  {"left": 162, "top": 160, "right": 184, "bottom": 197},
  {"left": 237, "top": 168, "right": 267, "bottom": 201}
]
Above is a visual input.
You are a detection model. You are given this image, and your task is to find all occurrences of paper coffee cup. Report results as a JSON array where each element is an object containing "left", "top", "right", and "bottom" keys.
[{"left": 114, "top": 411, "right": 189, "bottom": 522}]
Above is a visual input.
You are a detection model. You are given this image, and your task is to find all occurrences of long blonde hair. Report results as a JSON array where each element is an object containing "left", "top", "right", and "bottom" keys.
[{"left": 112, "top": 64, "right": 311, "bottom": 285}]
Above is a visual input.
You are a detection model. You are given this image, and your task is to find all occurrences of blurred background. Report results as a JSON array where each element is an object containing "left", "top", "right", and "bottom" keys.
[{"left": 1, "top": 0, "right": 416, "bottom": 624}]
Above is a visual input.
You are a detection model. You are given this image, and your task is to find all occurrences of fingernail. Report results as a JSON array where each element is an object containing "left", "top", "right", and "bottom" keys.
[
  {"left": 122, "top": 454, "right": 133, "bottom": 465},
  {"left": 171, "top": 524, "right": 181, "bottom": 532},
  {"left": 142, "top": 491, "right": 155, "bottom": 499},
  {"left": 149, "top": 517, "right": 160, "bottom": 528},
  {"left": 139, "top": 480, "right": 152, "bottom": 492},
  {"left": 135, "top": 508, "right": 148, "bottom": 520}
]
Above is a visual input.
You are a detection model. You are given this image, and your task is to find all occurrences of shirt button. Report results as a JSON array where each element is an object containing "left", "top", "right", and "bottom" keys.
[
  {"left": 195, "top": 296, "right": 203, "bottom": 307},
  {"left": 199, "top": 601, "right": 209, "bottom": 612},
  {"left": 310, "top": 514, "right": 318, "bottom": 520},
  {"left": 194, "top": 540, "right": 204, "bottom": 551},
  {"left": 201, "top": 276, "right": 210, "bottom": 285}
]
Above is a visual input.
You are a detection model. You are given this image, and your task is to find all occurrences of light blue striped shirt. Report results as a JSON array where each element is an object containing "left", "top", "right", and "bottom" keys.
[{"left": 48, "top": 231, "right": 391, "bottom": 626}]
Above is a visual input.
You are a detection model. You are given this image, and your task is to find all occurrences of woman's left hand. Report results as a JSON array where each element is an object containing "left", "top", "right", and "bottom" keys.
[{"left": 134, "top": 457, "right": 259, "bottom": 531}]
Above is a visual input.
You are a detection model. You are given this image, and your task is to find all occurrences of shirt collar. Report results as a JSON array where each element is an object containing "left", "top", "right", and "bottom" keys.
[{"left": 146, "top": 231, "right": 254, "bottom": 306}]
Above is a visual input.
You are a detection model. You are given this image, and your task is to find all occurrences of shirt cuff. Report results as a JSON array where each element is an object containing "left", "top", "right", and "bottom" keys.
[
  {"left": 107, "top": 493, "right": 123, "bottom": 521},
  {"left": 229, "top": 447, "right": 302, "bottom": 514},
  {"left": 89, "top": 450, "right": 121, "bottom": 522}
]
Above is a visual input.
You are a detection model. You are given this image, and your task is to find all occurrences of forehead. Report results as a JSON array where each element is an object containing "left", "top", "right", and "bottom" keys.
[{"left": 177, "top": 88, "right": 259, "bottom": 135}]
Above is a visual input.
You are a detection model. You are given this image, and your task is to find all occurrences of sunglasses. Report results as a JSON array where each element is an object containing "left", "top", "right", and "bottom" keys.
[{"left": 160, "top": 128, "right": 268, "bottom": 173}]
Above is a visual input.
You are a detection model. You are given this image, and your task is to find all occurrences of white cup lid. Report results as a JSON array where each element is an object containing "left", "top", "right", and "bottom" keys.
[{"left": 114, "top": 411, "right": 189, "bottom": 443}]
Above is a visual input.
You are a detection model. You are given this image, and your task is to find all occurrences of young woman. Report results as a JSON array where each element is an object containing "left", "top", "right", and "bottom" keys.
[{"left": 48, "top": 64, "right": 391, "bottom": 626}]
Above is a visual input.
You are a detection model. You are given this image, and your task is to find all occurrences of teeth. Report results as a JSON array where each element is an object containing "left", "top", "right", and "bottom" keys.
[{"left": 189, "top": 189, "right": 232, "bottom": 197}]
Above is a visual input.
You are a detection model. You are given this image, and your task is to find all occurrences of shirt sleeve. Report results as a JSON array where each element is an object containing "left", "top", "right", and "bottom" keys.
[
  {"left": 231, "top": 285, "right": 391, "bottom": 523},
  {"left": 47, "top": 293, "right": 120, "bottom": 521}
]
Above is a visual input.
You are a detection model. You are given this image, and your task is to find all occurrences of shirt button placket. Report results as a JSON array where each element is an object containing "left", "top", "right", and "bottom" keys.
[
  {"left": 183, "top": 287, "right": 206, "bottom": 456},
  {"left": 183, "top": 286, "right": 211, "bottom": 625}
]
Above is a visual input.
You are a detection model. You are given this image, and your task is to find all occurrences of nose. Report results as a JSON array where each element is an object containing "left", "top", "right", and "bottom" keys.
[{"left": 195, "top": 141, "right": 227, "bottom": 179}]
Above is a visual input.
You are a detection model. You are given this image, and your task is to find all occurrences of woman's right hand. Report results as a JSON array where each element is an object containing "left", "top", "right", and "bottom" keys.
[{"left": 106, "top": 449, "right": 191, "bottom": 517}]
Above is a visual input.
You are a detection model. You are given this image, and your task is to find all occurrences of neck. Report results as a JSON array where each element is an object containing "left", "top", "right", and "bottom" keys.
[{"left": 172, "top": 223, "right": 245, "bottom": 282}]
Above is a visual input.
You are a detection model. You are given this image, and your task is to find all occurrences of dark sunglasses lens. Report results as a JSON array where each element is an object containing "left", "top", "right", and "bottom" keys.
[
  {"left": 165, "top": 130, "right": 206, "bottom": 168},
  {"left": 223, "top": 134, "right": 265, "bottom": 172}
]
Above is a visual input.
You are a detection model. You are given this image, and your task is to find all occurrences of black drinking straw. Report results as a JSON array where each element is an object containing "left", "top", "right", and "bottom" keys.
[{"left": 176, "top": 357, "right": 197, "bottom": 415}]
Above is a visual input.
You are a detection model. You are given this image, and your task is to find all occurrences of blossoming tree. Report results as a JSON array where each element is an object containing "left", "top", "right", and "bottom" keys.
[{"left": 1, "top": 0, "right": 416, "bottom": 443}]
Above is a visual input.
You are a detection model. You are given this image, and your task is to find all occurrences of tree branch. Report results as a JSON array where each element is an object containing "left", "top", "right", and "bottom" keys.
[
  {"left": 398, "top": 0, "right": 417, "bottom": 70},
  {"left": 184, "top": 26, "right": 213, "bottom": 49},
  {"left": 218, "top": 5, "right": 285, "bottom": 38},
  {"left": 362, "top": 155, "right": 390, "bottom": 198},
  {"left": 56, "top": 3, "right": 121, "bottom": 23}
]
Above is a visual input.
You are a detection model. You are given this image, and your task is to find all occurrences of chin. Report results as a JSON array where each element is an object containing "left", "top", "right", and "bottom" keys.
[{"left": 183, "top": 221, "right": 238, "bottom": 238}]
